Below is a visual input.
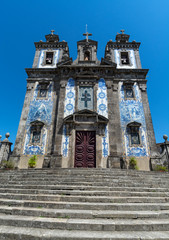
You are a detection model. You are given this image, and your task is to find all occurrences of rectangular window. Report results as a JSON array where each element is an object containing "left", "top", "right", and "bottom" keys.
[
  {"left": 46, "top": 52, "right": 53, "bottom": 64},
  {"left": 37, "top": 83, "right": 49, "bottom": 99},
  {"left": 130, "top": 127, "right": 140, "bottom": 145},
  {"left": 121, "top": 52, "right": 129, "bottom": 65},
  {"left": 124, "top": 87, "right": 134, "bottom": 99},
  {"left": 32, "top": 131, "right": 41, "bottom": 144}
]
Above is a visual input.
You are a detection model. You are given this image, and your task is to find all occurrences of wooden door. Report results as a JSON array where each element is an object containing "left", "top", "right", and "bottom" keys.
[{"left": 75, "top": 131, "right": 96, "bottom": 168}]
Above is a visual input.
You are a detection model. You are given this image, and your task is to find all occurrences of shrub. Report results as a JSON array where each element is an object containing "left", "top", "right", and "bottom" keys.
[
  {"left": 154, "top": 165, "right": 168, "bottom": 172},
  {"left": 129, "top": 157, "right": 139, "bottom": 170},
  {"left": 0, "top": 160, "right": 14, "bottom": 169},
  {"left": 28, "top": 155, "right": 37, "bottom": 168}
]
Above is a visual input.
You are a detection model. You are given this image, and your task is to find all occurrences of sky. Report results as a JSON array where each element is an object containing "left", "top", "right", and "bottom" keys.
[{"left": 0, "top": 0, "right": 169, "bottom": 148}]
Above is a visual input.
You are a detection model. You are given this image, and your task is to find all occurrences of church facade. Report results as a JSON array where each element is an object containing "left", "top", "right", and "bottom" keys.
[{"left": 10, "top": 30, "right": 158, "bottom": 170}]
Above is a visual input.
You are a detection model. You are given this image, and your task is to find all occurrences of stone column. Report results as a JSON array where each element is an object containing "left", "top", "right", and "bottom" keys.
[
  {"left": 0, "top": 133, "right": 13, "bottom": 163},
  {"left": 139, "top": 83, "right": 158, "bottom": 155},
  {"left": 10, "top": 82, "right": 34, "bottom": 165},
  {"left": 50, "top": 79, "right": 66, "bottom": 168},
  {"left": 106, "top": 81, "right": 123, "bottom": 168}
]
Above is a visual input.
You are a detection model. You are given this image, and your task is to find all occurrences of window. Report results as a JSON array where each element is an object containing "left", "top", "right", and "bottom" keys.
[
  {"left": 46, "top": 52, "right": 53, "bottom": 64},
  {"left": 121, "top": 52, "right": 129, "bottom": 65},
  {"left": 37, "top": 83, "right": 49, "bottom": 99},
  {"left": 127, "top": 122, "right": 141, "bottom": 146},
  {"left": 84, "top": 51, "right": 90, "bottom": 61},
  {"left": 124, "top": 84, "right": 134, "bottom": 99},
  {"left": 30, "top": 121, "right": 44, "bottom": 145}
]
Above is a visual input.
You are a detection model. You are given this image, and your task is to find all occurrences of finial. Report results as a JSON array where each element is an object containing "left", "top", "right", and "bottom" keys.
[
  {"left": 51, "top": 30, "right": 55, "bottom": 35},
  {"left": 5, "top": 133, "right": 10, "bottom": 139},
  {"left": 120, "top": 29, "right": 125, "bottom": 34},
  {"left": 83, "top": 24, "right": 92, "bottom": 42}
]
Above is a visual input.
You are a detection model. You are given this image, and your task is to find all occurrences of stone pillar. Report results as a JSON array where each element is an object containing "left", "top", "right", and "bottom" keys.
[
  {"left": 139, "top": 83, "right": 158, "bottom": 156},
  {"left": 50, "top": 79, "right": 66, "bottom": 168},
  {"left": 10, "top": 82, "right": 34, "bottom": 165},
  {"left": 106, "top": 81, "right": 123, "bottom": 168},
  {"left": 0, "top": 133, "right": 13, "bottom": 163}
]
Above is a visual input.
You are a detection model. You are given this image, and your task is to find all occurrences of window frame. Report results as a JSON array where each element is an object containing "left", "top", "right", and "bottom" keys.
[
  {"left": 29, "top": 121, "right": 44, "bottom": 146},
  {"left": 127, "top": 122, "right": 142, "bottom": 147},
  {"left": 36, "top": 83, "right": 49, "bottom": 100},
  {"left": 124, "top": 84, "right": 135, "bottom": 100}
]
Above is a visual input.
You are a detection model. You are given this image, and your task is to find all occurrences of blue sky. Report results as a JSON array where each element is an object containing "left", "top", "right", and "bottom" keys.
[{"left": 0, "top": 0, "right": 169, "bottom": 147}]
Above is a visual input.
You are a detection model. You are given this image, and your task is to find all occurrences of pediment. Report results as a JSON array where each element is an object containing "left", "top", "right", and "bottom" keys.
[{"left": 64, "top": 110, "right": 108, "bottom": 124}]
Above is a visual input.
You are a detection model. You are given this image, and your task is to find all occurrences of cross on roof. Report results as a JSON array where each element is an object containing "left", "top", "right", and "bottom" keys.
[
  {"left": 83, "top": 24, "right": 92, "bottom": 42},
  {"left": 51, "top": 30, "right": 55, "bottom": 35},
  {"left": 120, "top": 29, "right": 125, "bottom": 34}
]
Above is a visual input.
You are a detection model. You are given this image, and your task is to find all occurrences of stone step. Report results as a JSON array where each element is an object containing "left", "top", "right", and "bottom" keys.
[
  {"left": 0, "top": 226, "right": 169, "bottom": 240},
  {"left": 5, "top": 180, "right": 169, "bottom": 188},
  {"left": 0, "top": 205, "right": 169, "bottom": 220},
  {"left": 0, "top": 214, "right": 169, "bottom": 231},
  {"left": 0, "top": 184, "right": 168, "bottom": 192},
  {"left": 0, "top": 192, "right": 168, "bottom": 203},
  {"left": 3, "top": 199, "right": 169, "bottom": 211},
  {"left": 0, "top": 188, "right": 168, "bottom": 197}
]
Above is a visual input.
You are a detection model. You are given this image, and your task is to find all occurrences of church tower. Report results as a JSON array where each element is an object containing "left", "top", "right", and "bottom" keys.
[{"left": 10, "top": 30, "right": 158, "bottom": 170}]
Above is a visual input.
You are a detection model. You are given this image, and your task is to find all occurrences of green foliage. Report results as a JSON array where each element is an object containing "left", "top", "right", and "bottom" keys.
[
  {"left": 0, "top": 160, "right": 14, "bottom": 169},
  {"left": 129, "top": 157, "right": 139, "bottom": 170},
  {"left": 28, "top": 155, "right": 37, "bottom": 168},
  {"left": 154, "top": 165, "right": 168, "bottom": 172}
]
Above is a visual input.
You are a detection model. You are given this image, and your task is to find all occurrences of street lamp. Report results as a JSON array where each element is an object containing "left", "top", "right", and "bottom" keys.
[{"left": 163, "top": 135, "right": 169, "bottom": 172}]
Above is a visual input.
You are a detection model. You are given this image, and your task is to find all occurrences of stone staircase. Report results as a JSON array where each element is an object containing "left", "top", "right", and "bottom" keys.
[{"left": 0, "top": 168, "right": 169, "bottom": 239}]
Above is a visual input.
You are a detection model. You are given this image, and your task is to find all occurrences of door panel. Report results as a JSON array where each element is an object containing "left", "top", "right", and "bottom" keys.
[{"left": 75, "top": 131, "right": 96, "bottom": 168}]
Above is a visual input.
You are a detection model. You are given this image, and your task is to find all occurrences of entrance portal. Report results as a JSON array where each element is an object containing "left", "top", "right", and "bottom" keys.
[{"left": 75, "top": 131, "right": 96, "bottom": 168}]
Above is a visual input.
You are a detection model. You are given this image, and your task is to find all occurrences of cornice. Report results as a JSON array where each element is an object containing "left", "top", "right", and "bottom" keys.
[
  {"left": 25, "top": 67, "right": 149, "bottom": 80},
  {"left": 107, "top": 42, "right": 141, "bottom": 49},
  {"left": 34, "top": 41, "right": 68, "bottom": 49}
]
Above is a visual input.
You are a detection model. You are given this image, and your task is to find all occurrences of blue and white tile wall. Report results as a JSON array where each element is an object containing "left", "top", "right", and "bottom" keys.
[
  {"left": 61, "top": 125, "right": 69, "bottom": 157},
  {"left": 119, "top": 82, "right": 149, "bottom": 157},
  {"left": 23, "top": 83, "right": 53, "bottom": 155},
  {"left": 114, "top": 49, "right": 137, "bottom": 69},
  {"left": 102, "top": 125, "right": 109, "bottom": 157},
  {"left": 62, "top": 78, "right": 75, "bottom": 157},
  {"left": 97, "top": 78, "right": 109, "bottom": 157},
  {"left": 64, "top": 78, "right": 75, "bottom": 118},
  {"left": 38, "top": 49, "right": 60, "bottom": 68},
  {"left": 97, "top": 78, "right": 108, "bottom": 118}
]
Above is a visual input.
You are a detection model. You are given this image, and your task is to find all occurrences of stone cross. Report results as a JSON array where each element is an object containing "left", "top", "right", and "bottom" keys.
[
  {"left": 81, "top": 90, "right": 91, "bottom": 107},
  {"left": 83, "top": 25, "right": 92, "bottom": 42}
]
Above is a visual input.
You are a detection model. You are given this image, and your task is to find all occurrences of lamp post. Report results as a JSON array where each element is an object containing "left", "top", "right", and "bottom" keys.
[{"left": 163, "top": 135, "right": 169, "bottom": 172}]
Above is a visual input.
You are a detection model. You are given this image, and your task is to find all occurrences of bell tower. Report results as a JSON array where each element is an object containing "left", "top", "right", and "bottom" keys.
[{"left": 73, "top": 29, "right": 99, "bottom": 65}]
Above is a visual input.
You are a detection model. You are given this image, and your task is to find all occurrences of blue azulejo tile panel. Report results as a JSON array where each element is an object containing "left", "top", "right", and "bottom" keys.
[
  {"left": 23, "top": 128, "right": 47, "bottom": 155},
  {"left": 119, "top": 82, "right": 149, "bottom": 157},
  {"left": 114, "top": 49, "right": 137, "bottom": 69},
  {"left": 102, "top": 125, "right": 109, "bottom": 157},
  {"left": 97, "top": 78, "right": 108, "bottom": 118},
  {"left": 64, "top": 78, "right": 75, "bottom": 118},
  {"left": 61, "top": 125, "right": 69, "bottom": 157},
  {"left": 23, "top": 83, "right": 54, "bottom": 155},
  {"left": 37, "top": 49, "right": 60, "bottom": 68}
]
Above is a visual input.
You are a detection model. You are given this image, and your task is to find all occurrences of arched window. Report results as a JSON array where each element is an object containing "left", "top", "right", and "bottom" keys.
[
  {"left": 30, "top": 121, "right": 44, "bottom": 145},
  {"left": 84, "top": 51, "right": 90, "bottom": 61},
  {"left": 127, "top": 122, "right": 141, "bottom": 146}
]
